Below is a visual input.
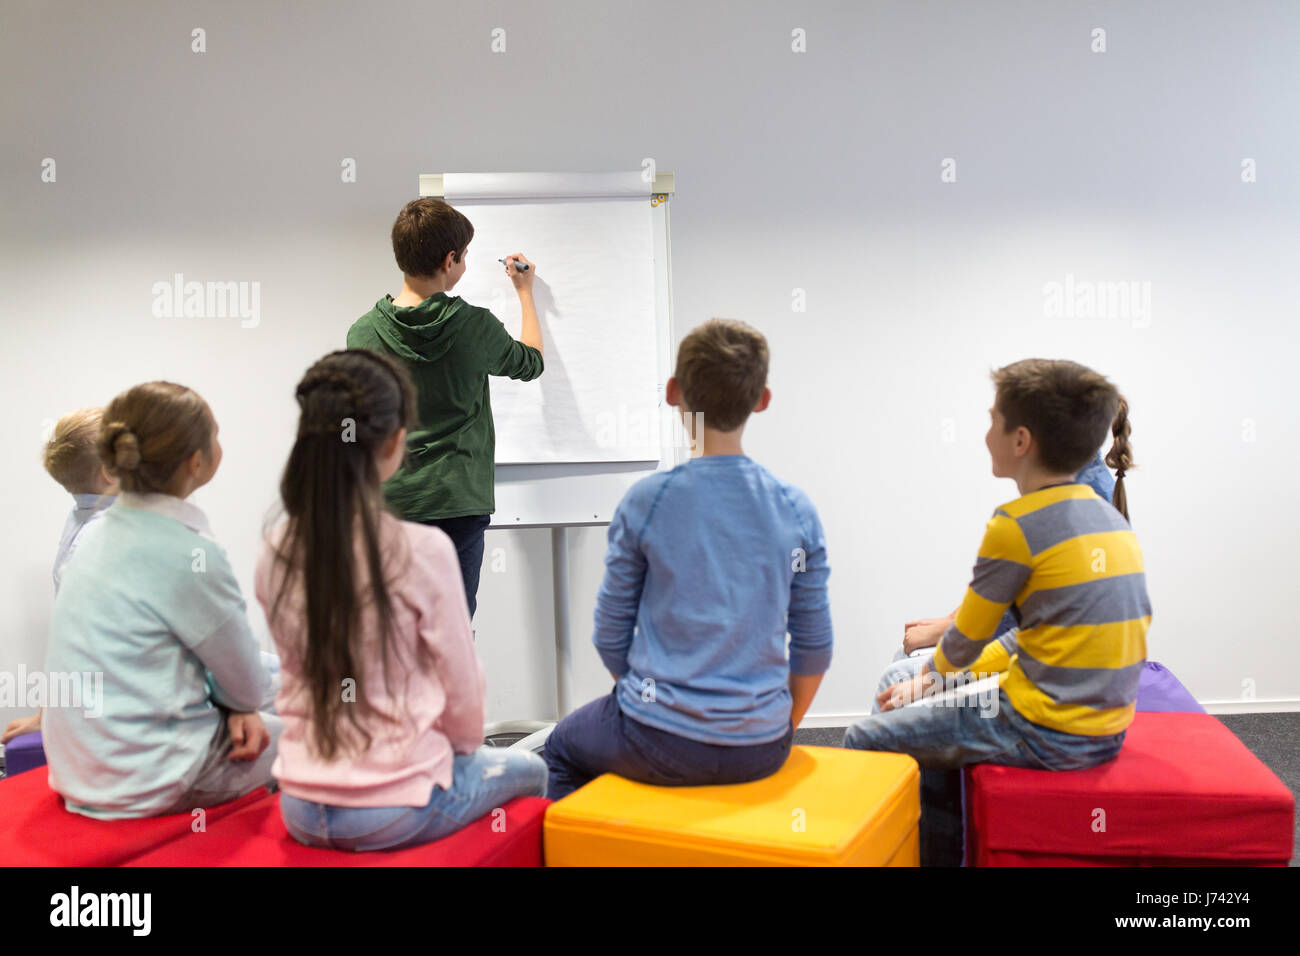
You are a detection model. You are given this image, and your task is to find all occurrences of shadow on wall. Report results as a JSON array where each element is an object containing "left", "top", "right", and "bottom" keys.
[{"left": 529, "top": 277, "right": 592, "bottom": 456}]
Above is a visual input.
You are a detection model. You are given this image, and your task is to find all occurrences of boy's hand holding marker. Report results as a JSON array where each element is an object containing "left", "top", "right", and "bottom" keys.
[
  {"left": 501, "top": 256, "right": 533, "bottom": 278},
  {"left": 502, "top": 253, "right": 544, "bottom": 357}
]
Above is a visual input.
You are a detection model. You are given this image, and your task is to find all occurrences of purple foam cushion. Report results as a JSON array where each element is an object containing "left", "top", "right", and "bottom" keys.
[
  {"left": 3, "top": 732, "right": 45, "bottom": 776},
  {"left": 1136, "top": 661, "right": 1204, "bottom": 713}
]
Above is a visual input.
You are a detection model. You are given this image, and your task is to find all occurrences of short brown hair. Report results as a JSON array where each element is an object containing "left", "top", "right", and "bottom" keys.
[
  {"left": 992, "top": 359, "right": 1120, "bottom": 475},
  {"left": 674, "top": 319, "right": 770, "bottom": 433},
  {"left": 43, "top": 408, "right": 105, "bottom": 493},
  {"left": 99, "top": 382, "right": 215, "bottom": 494},
  {"left": 391, "top": 198, "right": 474, "bottom": 278}
]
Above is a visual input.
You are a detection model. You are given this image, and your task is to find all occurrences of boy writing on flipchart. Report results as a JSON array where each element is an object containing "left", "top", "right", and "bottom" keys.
[{"left": 347, "top": 198, "right": 544, "bottom": 618}]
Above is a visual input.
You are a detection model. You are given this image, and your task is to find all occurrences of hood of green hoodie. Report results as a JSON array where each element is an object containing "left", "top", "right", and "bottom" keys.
[{"left": 368, "top": 293, "right": 471, "bottom": 363}]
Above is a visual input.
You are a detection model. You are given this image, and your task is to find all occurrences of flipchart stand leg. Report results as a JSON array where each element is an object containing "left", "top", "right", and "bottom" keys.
[
  {"left": 551, "top": 525, "right": 573, "bottom": 719},
  {"left": 493, "top": 525, "right": 571, "bottom": 753}
]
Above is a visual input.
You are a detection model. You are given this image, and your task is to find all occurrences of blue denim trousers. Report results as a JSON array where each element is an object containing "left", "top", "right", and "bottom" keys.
[
  {"left": 872, "top": 647, "right": 935, "bottom": 714},
  {"left": 543, "top": 691, "right": 794, "bottom": 801},
  {"left": 279, "top": 747, "right": 548, "bottom": 852},
  {"left": 844, "top": 688, "right": 1126, "bottom": 772}
]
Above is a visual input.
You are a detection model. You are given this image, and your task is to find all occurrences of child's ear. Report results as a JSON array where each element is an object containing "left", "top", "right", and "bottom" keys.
[
  {"left": 664, "top": 376, "right": 683, "bottom": 408},
  {"left": 1014, "top": 425, "right": 1034, "bottom": 458},
  {"left": 753, "top": 386, "right": 772, "bottom": 414}
]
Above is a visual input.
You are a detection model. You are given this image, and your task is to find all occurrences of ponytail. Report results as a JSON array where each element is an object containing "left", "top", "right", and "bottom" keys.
[
  {"left": 1105, "top": 396, "right": 1134, "bottom": 521},
  {"left": 268, "top": 349, "right": 419, "bottom": 760}
]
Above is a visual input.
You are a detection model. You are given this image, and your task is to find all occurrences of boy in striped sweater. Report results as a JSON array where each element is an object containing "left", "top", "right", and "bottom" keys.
[{"left": 844, "top": 359, "right": 1149, "bottom": 771}]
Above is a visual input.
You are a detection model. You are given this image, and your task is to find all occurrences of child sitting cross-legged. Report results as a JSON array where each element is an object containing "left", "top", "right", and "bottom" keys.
[
  {"left": 260, "top": 350, "right": 547, "bottom": 851},
  {"left": 871, "top": 398, "right": 1134, "bottom": 714},
  {"left": 43, "top": 383, "right": 278, "bottom": 818},
  {"left": 845, "top": 359, "right": 1150, "bottom": 773}
]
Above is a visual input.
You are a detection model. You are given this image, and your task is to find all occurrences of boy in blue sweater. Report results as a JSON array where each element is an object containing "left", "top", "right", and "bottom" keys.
[{"left": 543, "top": 319, "right": 833, "bottom": 799}]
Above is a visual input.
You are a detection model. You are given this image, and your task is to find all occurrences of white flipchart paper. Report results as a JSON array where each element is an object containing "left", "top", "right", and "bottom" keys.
[{"left": 444, "top": 179, "right": 660, "bottom": 464}]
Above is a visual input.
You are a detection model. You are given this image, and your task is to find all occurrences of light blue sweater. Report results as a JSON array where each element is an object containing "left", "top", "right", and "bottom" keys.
[
  {"left": 43, "top": 493, "right": 268, "bottom": 819},
  {"left": 594, "top": 455, "right": 833, "bottom": 746},
  {"left": 52, "top": 492, "right": 114, "bottom": 591}
]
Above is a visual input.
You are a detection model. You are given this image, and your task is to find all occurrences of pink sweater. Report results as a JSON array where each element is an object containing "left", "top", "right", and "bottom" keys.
[{"left": 255, "top": 514, "right": 485, "bottom": 808}]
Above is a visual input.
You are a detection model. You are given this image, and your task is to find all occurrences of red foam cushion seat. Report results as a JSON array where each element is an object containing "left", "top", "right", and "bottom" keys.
[
  {"left": 965, "top": 712, "right": 1295, "bottom": 866},
  {"left": 125, "top": 793, "right": 550, "bottom": 867},
  {"left": 0, "top": 769, "right": 271, "bottom": 866}
]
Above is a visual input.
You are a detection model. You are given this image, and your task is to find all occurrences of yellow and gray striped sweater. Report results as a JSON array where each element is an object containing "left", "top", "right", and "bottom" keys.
[{"left": 932, "top": 483, "right": 1151, "bottom": 736}]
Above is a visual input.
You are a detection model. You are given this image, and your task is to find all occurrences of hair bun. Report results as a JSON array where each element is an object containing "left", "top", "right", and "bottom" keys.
[{"left": 108, "top": 424, "right": 141, "bottom": 471}]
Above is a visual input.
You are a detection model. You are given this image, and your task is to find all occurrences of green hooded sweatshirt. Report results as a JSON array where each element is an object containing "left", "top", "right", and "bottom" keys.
[{"left": 346, "top": 293, "right": 544, "bottom": 521}]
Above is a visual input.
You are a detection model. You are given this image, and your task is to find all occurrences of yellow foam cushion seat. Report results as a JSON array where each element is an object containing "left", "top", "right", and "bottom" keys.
[{"left": 544, "top": 746, "right": 920, "bottom": 866}]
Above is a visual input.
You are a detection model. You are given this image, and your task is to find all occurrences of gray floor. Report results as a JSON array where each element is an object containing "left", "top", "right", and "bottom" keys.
[{"left": 795, "top": 713, "right": 1300, "bottom": 867}]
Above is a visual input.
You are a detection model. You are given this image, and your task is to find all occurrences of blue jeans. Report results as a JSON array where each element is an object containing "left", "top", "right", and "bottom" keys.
[
  {"left": 279, "top": 747, "right": 548, "bottom": 852},
  {"left": 544, "top": 691, "right": 794, "bottom": 801},
  {"left": 872, "top": 647, "right": 935, "bottom": 714},
  {"left": 844, "top": 688, "right": 1126, "bottom": 771},
  {"left": 422, "top": 514, "right": 491, "bottom": 619}
]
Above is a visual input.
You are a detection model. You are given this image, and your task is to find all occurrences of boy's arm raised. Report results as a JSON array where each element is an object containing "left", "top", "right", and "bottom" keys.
[{"left": 504, "top": 254, "right": 543, "bottom": 357}]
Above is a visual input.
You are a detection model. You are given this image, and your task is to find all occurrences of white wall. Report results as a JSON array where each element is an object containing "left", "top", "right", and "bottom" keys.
[{"left": 3, "top": 0, "right": 1297, "bottom": 734}]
